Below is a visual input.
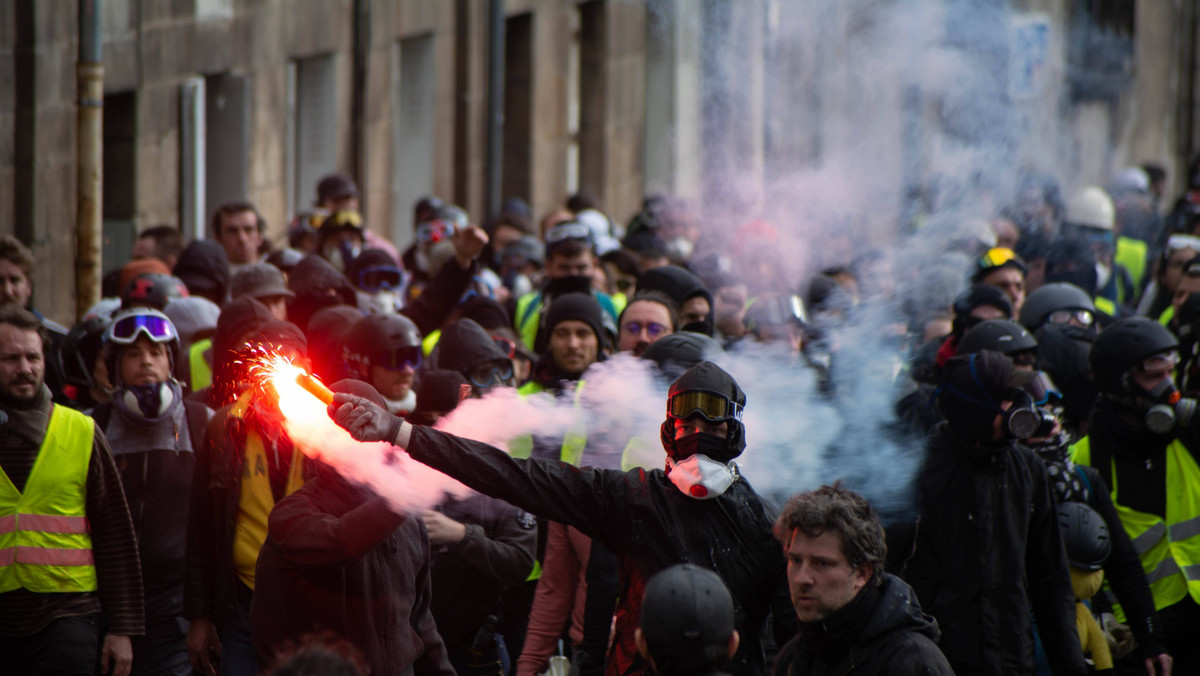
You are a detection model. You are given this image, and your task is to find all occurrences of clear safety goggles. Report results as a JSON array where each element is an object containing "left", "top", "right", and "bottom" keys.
[
  {"left": 668, "top": 390, "right": 743, "bottom": 423},
  {"left": 1167, "top": 234, "right": 1200, "bottom": 254},
  {"left": 1137, "top": 351, "right": 1180, "bottom": 374},
  {"left": 107, "top": 313, "right": 177, "bottom": 345},
  {"left": 1047, "top": 308, "right": 1094, "bottom": 327}
]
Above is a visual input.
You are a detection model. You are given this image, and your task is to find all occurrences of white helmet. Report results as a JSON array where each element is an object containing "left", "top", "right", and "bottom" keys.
[{"left": 1065, "top": 186, "right": 1115, "bottom": 231}]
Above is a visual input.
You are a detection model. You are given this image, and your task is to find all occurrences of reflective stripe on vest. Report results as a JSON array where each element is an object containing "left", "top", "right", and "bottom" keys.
[
  {"left": 0, "top": 405, "right": 97, "bottom": 593},
  {"left": 190, "top": 338, "right": 213, "bottom": 392},
  {"left": 1159, "top": 306, "right": 1174, "bottom": 327},
  {"left": 510, "top": 381, "right": 587, "bottom": 466},
  {"left": 1095, "top": 296, "right": 1116, "bottom": 317},
  {"left": 422, "top": 329, "right": 441, "bottom": 357},
  {"left": 515, "top": 293, "right": 542, "bottom": 352},
  {"left": 1071, "top": 436, "right": 1200, "bottom": 615}
]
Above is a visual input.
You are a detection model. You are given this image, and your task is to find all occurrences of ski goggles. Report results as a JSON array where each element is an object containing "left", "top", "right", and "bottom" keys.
[
  {"left": 375, "top": 345, "right": 422, "bottom": 371},
  {"left": 357, "top": 266, "right": 405, "bottom": 293},
  {"left": 544, "top": 222, "right": 593, "bottom": 245},
  {"left": 469, "top": 360, "right": 515, "bottom": 389},
  {"left": 975, "top": 247, "right": 1025, "bottom": 274},
  {"left": 1022, "top": 371, "right": 1063, "bottom": 406},
  {"left": 1166, "top": 234, "right": 1200, "bottom": 254},
  {"left": 1046, "top": 308, "right": 1095, "bottom": 327},
  {"left": 417, "top": 219, "right": 454, "bottom": 244},
  {"left": 107, "top": 313, "right": 177, "bottom": 345},
  {"left": 668, "top": 390, "right": 743, "bottom": 423}
]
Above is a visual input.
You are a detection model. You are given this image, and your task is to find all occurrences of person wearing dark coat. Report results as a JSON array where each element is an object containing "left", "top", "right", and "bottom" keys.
[
  {"left": 893, "top": 351, "right": 1087, "bottom": 676},
  {"left": 173, "top": 240, "right": 232, "bottom": 308},
  {"left": 329, "top": 361, "right": 798, "bottom": 676},
  {"left": 251, "top": 380, "right": 455, "bottom": 676},
  {"left": 771, "top": 485, "right": 952, "bottom": 676}
]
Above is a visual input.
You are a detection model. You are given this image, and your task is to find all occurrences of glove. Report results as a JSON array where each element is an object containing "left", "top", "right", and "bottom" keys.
[
  {"left": 329, "top": 393, "right": 404, "bottom": 444},
  {"left": 1100, "top": 612, "right": 1136, "bottom": 660}
]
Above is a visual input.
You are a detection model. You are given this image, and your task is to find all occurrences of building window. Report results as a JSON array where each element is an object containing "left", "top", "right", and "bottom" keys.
[
  {"left": 1067, "top": 0, "right": 1135, "bottom": 101},
  {"left": 391, "top": 35, "right": 436, "bottom": 247},
  {"left": 102, "top": 92, "right": 137, "bottom": 271},
  {"left": 288, "top": 55, "right": 338, "bottom": 217}
]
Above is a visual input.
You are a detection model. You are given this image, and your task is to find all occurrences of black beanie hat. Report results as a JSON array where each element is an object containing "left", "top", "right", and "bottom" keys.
[
  {"left": 460, "top": 296, "right": 512, "bottom": 332},
  {"left": 537, "top": 292, "right": 608, "bottom": 354}
]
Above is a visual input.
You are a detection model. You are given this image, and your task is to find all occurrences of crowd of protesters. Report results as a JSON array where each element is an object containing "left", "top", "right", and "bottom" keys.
[{"left": 5, "top": 160, "right": 1200, "bottom": 676}]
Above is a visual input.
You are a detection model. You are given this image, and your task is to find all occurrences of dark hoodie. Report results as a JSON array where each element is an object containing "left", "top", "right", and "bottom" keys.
[
  {"left": 773, "top": 574, "right": 952, "bottom": 676},
  {"left": 287, "top": 254, "right": 360, "bottom": 332},
  {"left": 174, "top": 240, "right": 232, "bottom": 306},
  {"left": 436, "top": 318, "right": 511, "bottom": 381},
  {"left": 204, "top": 296, "right": 275, "bottom": 408},
  {"left": 305, "top": 305, "right": 365, "bottom": 383},
  {"left": 638, "top": 265, "right": 714, "bottom": 334}
]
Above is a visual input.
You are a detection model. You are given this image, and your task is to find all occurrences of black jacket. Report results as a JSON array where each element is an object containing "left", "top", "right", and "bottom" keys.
[
  {"left": 405, "top": 425, "right": 797, "bottom": 676},
  {"left": 428, "top": 493, "right": 537, "bottom": 649},
  {"left": 251, "top": 474, "right": 454, "bottom": 676},
  {"left": 772, "top": 574, "right": 952, "bottom": 676},
  {"left": 894, "top": 424, "right": 1087, "bottom": 676}
]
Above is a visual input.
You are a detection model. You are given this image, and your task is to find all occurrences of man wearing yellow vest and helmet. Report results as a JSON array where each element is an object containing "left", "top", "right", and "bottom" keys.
[
  {"left": 0, "top": 304, "right": 144, "bottom": 675},
  {"left": 1063, "top": 186, "right": 1137, "bottom": 316},
  {"left": 1071, "top": 317, "right": 1188, "bottom": 675}
]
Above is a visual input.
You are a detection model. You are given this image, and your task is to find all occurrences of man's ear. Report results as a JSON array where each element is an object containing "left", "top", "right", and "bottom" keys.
[
  {"left": 853, "top": 562, "right": 874, "bottom": 591},
  {"left": 635, "top": 628, "right": 651, "bottom": 660},
  {"left": 727, "top": 630, "right": 740, "bottom": 658}
]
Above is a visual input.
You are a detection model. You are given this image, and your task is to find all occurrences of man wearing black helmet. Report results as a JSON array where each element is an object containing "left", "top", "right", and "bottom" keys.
[
  {"left": 341, "top": 313, "right": 425, "bottom": 416},
  {"left": 328, "top": 361, "right": 796, "bottom": 676},
  {"left": 1071, "top": 317, "right": 1192, "bottom": 675},
  {"left": 893, "top": 350, "right": 1088, "bottom": 676},
  {"left": 1017, "top": 282, "right": 1101, "bottom": 434}
]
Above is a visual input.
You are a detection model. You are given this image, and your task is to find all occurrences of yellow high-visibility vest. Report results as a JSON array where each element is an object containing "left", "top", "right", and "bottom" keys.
[
  {"left": 189, "top": 338, "right": 213, "bottom": 392},
  {"left": 1072, "top": 436, "right": 1200, "bottom": 618},
  {"left": 0, "top": 405, "right": 98, "bottom": 593}
]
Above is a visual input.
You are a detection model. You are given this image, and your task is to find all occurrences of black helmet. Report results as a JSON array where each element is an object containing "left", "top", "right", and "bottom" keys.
[
  {"left": 957, "top": 319, "right": 1038, "bottom": 358},
  {"left": 340, "top": 313, "right": 422, "bottom": 381},
  {"left": 1090, "top": 317, "right": 1179, "bottom": 396},
  {"left": 62, "top": 316, "right": 111, "bottom": 391},
  {"left": 1057, "top": 501, "right": 1110, "bottom": 571},
  {"left": 660, "top": 361, "right": 746, "bottom": 461},
  {"left": 1018, "top": 282, "right": 1095, "bottom": 331},
  {"left": 641, "top": 331, "right": 724, "bottom": 380},
  {"left": 121, "top": 273, "right": 189, "bottom": 310},
  {"left": 950, "top": 284, "right": 1013, "bottom": 339}
]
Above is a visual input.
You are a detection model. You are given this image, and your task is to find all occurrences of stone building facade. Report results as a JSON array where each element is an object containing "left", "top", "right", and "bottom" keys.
[{"left": 1, "top": 0, "right": 1197, "bottom": 322}]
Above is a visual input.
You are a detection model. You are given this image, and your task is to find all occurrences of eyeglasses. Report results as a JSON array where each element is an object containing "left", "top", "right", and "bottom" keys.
[
  {"left": 491, "top": 335, "right": 517, "bottom": 360},
  {"left": 375, "top": 345, "right": 422, "bottom": 371},
  {"left": 469, "top": 361, "right": 515, "bottom": 389},
  {"left": 1047, "top": 308, "right": 1094, "bottom": 327},
  {"left": 622, "top": 321, "right": 669, "bottom": 337},
  {"left": 976, "top": 247, "right": 1025, "bottom": 272},
  {"left": 1138, "top": 351, "right": 1180, "bottom": 373},
  {"left": 107, "top": 313, "right": 177, "bottom": 345},
  {"left": 668, "top": 389, "right": 743, "bottom": 423},
  {"left": 544, "top": 222, "right": 593, "bottom": 245},
  {"left": 357, "top": 266, "right": 405, "bottom": 293}
]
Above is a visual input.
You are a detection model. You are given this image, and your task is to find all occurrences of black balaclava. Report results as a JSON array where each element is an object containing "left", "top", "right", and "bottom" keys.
[{"left": 938, "top": 350, "right": 1018, "bottom": 444}]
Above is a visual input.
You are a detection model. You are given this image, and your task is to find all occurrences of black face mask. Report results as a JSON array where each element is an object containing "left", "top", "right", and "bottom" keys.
[
  {"left": 544, "top": 275, "right": 594, "bottom": 297},
  {"left": 679, "top": 319, "right": 714, "bottom": 337},
  {"left": 671, "top": 432, "right": 735, "bottom": 463}
]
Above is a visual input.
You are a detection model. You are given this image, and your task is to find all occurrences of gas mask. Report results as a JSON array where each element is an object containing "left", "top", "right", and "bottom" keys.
[
  {"left": 1000, "top": 389, "right": 1048, "bottom": 440},
  {"left": 119, "top": 382, "right": 179, "bottom": 421},
  {"left": 1140, "top": 378, "right": 1197, "bottom": 435},
  {"left": 370, "top": 289, "right": 400, "bottom": 315}
]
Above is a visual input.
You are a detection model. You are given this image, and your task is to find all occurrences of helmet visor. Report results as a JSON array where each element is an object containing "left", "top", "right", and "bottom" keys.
[
  {"left": 108, "top": 314, "right": 177, "bottom": 345},
  {"left": 668, "top": 390, "right": 743, "bottom": 423}
]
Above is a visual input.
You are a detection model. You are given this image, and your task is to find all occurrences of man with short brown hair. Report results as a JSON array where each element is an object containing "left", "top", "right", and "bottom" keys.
[
  {"left": 772, "top": 485, "right": 951, "bottom": 675},
  {"left": 0, "top": 235, "right": 70, "bottom": 403},
  {"left": 210, "top": 202, "right": 267, "bottom": 269},
  {"left": 0, "top": 304, "right": 144, "bottom": 675}
]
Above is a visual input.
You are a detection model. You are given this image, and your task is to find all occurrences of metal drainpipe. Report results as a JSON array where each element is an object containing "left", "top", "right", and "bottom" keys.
[
  {"left": 76, "top": 0, "right": 103, "bottom": 320},
  {"left": 352, "top": 0, "right": 369, "bottom": 213},
  {"left": 485, "top": 0, "right": 505, "bottom": 221}
]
